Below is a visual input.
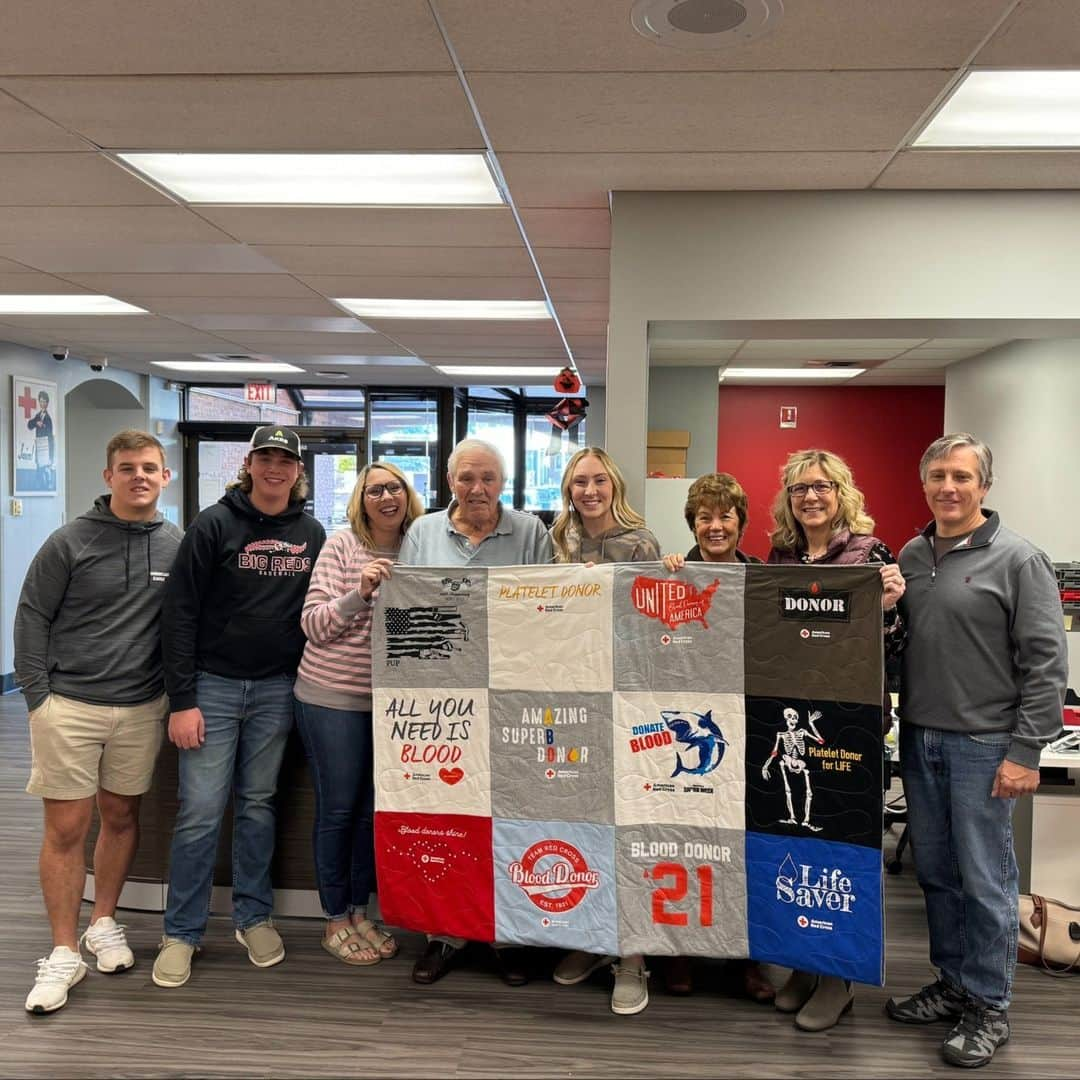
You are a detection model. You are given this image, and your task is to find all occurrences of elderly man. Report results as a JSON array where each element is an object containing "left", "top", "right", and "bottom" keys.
[
  {"left": 887, "top": 434, "right": 1068, "bottom": 1069},
  {"left": 399, "top": 438, "right": 551, "bottom": 986}
]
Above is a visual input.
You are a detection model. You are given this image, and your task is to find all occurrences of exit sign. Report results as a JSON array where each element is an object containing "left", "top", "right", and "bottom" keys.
[{"left": 244, "top": 381, "right": 277, "bottom": 404}]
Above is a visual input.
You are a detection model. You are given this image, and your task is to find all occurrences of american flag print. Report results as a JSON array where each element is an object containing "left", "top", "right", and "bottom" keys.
[{"left": 384, "top": 605, "right": 470, "bottom": 660}]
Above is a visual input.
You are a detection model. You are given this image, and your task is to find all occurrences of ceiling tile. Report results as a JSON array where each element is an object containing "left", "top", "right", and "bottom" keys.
[
  {"left": 0, "top": 89, "right": 87, "bottom": 150},
  {"left": 0, "top": 207, "right": 233, "bottom": 245},
  {"left": 877, "top": 151, "right": 1080, "bottom": 189},
  {"left": 546, "top": 278, "right": 609, "bottom": 303},
  {"left": 254, "top": 245, "right": 535, "bottom": 277},
  {"left": 1, "top": 244, "right": 285, "bottom": 273},
  {"left": 550, "top": 300, "right": 610, "bottom": 323},
  {"left": 442, "top": 0, "right": 1009, "bottom": 71},
  {"left": 470, "top": 72, "right": 954, "bottom": 153},
  {"left": 200, "top": 207, "right": 520, "bottom": 247},
  {"left": 365, "top": 320, "right": 564, "bottom": 343},
  {"left": 736, "top": 338, "right": 926, "bottom": 360},
  {"left": 533, "top": 248, "right": 610, "bottom": 279},
  {"left": 501, "top": 152, "right": 892, "bottom": 207},
  {"left": 407, "top": 343, "right": 568, "bottom": 358},
  {"left": 297, "top": 275, "right": 544, "bottom": 301},
  {"left": 0, "top": 271, "right": 94, "bottom": 292},
  {"left": 519, "top": 209, "right": 610, "bottom": 249},
  {"left": 876, "top": 353, "right": 963, "bottom": 369},
  {"left": 0, "top": 153, "right": 173, "bottom": 205},
  {"left": 917, "top": 338, "right": 1007, "bottom": 352},
  {"left": 0, "top": 1, "right": 452, "bottom": 75},
  {"left": 0, "top": 75, "right": 481, "bottom": 151},
  {"left": 975, "top": 0, "right": 1080, "bottom": 66},
  {"left": 62, "top": 273, "right": 316, "bottom": 298},
  {"left": 650, "top": 341, "right": 744, "bottom": 364},
  {"left": 214, "top": 331, "right": 414, "bottom": 354}
]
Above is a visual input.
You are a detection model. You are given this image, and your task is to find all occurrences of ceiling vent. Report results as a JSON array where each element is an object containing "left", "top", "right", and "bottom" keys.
[{"left": 630, "top": 0, "right": 783, "bottom": 49}]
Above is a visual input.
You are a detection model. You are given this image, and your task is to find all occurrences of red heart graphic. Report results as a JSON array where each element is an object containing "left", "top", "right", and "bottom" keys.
[{"left": 438, "top": 767, "right": 464, "bottom": 786}]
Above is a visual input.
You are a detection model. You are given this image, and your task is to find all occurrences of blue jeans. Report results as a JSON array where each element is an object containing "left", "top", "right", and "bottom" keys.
[
  {"left": 293, "top": 699, "right": 376, "bottom": 919},
  {"left": 164, "top": 671, "right": 294, "bottom": 944},
  {"left": 900, "top": 724, "right": 1019, "bottom": 1010}
]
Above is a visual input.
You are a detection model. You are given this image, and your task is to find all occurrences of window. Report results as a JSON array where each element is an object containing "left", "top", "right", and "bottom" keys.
[
  {"left": 467, "top": 402, "right": 516, "bottom": 508},
  {"left": 369, "top": 392, "right": 440, "bottom": 507},
  {"left": 187, "top": 385, "right": 300, "bottom": 424},
  {"left": 525, "top": 415, "right": 583, "bottom": 512}
]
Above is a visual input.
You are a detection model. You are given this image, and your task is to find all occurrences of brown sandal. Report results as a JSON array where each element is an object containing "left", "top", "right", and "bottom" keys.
[
  {"left": 353, "top": 918, "right": 398, "bottom": 959},
  {"left": 322, "top": 926, "right": 380, "bottom": 967}
]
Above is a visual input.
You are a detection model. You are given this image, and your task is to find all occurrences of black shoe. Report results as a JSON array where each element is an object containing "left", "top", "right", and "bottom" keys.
[
  {"left": 941, "top": 1004, "right": 1010, "bottom": 1068},
  {"left": 493, "top": 945, "right": 529, "bottom": 987},
  {"left": 412, "top": 941, "right": 461, "bottom": 985}
]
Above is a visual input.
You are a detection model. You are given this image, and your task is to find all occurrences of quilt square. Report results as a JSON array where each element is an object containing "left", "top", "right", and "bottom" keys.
[
  {"left": 489, "top": 691, "right": 614, "bottom": 824},
  {"left": 743, "top": 565, "right": 884, "bottom": 705},
  {"left": 613, "top": 692, "right": 745, "bottom": 829},
  {"left": 488, "top": 565, "right": 613, "bottom": 692},
  {"left": 374, "top": 688, "right": 490, "bottom": 817},
  {"left": 744, "top": 696, "right": 883, "bottom": 849},
  {"left": 493, "top": 819, "right": 618, "bottom": 955},
  {"left": 612, "top": 562, "right": 745, "bottom": 693},
  {"left": 615, "top": 824, "right": 747, "bottom": 957},
  {"left": 374, "top": 568, "right": 489, "bottom": 689},
  {"left": 375, "top": 811, "right": 494, "bottom": 942},
  {"left": 745, "top": 833, "right": 884, "bottom": 986}
]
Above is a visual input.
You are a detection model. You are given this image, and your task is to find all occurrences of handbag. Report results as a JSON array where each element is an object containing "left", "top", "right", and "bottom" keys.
[{"left": 1017, "top": 894, "right": 1080, "bottom": 976}]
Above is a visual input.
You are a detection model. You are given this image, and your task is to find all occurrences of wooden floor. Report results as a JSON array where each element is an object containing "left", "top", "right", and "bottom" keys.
[{"left": 1, "top": 694, "right": 1077, "bottom": 1079}]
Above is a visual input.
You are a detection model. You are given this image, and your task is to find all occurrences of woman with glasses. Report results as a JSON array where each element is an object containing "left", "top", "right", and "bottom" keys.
[
  {"left": 293, "top": 461, "right": 424, "bottom": 966},
  {"left": 767, "top": 449, "right": 905, "bottom": 1031}
]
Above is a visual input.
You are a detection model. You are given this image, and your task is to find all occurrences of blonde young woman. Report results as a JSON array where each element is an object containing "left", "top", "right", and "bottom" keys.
[
  {"left": 767, "top": 449, "right": 905, "bottom": 1032},
  {"left": 294, "top": 461, "right": 423, "bottom": 966},
  {"left": 550, "top": 447, "right": 661, "bottom": 1015}
]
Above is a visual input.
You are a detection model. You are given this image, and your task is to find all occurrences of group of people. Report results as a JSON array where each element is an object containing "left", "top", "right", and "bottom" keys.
[{"left": 14, "top": 423, "right": 1067, "bottom": 1070}]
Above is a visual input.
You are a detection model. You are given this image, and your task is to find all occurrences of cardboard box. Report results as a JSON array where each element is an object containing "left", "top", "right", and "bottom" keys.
[
  {"left": 647, "top": 429, "right": 691, "bottom": 449},
  {"left": 646, "top": 446, "right": 687, "bottom": 466}
]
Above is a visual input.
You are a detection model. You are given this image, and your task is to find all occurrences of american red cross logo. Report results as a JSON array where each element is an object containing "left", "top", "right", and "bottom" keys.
[
  {"left": 643, "top": 782, "right": 652, "bottom": 791},
  {"left": 17, "top": 385, "right": 38, "bottom": 419}
]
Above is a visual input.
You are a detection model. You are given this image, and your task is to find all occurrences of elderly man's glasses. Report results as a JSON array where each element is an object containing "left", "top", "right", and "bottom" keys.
[
  {"left": 364, "top": 481, "right": 404, "bottom": 499},
  {"left": 788, "top": 480, "right": 836, "bottom": 499}
]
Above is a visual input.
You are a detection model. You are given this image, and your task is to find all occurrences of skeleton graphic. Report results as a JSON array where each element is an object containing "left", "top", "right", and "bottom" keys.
[{"left": 761, "top": 707, "right": 825, "bottom": 831}]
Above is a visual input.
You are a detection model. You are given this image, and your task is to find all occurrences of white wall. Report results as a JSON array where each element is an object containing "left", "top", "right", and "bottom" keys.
[
  {"left": 945, "top": 339, "right": 1080, "bottom": 689},
  {"left": 1, "top": 344, "right": 182, "bottom": 681}
]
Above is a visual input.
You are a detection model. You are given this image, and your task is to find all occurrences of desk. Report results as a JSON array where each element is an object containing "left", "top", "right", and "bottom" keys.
[{"left": 1017, "top": 749, "right": 1080, "bottom": 900}]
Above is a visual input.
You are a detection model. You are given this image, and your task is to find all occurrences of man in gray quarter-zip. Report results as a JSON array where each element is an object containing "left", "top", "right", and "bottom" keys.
[
  {"left": 885, "top": 433, "right": 1067, "bottom": 1070},
  {"left": 15, "top": 430, "right": 182, "bottom": 1016}
]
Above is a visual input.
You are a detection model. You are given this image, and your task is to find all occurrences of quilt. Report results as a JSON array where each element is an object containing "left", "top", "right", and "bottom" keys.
[{"left": 372, "top": 561, "right": 885, "bottom": 985}]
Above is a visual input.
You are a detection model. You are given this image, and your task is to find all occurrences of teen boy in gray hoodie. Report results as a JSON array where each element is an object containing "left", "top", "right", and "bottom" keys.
[{"left": 15, "top": 430, "right": 181, "bottom": 1015}]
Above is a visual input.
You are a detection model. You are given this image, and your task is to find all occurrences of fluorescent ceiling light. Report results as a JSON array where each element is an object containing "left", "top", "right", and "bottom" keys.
[
  {"left": 150, "top": 360, "right": 305, "bottom": 373},
  {"left": 0, "top": 295, "right": 146, "bottom": 315},
  {"left": 721, "top": 367, "right": 864, "bottom": 380},
  {"left": 116, "top": 153, "right": 504, "bottom": 205},
  {"left": 436, "top": 365, "right": 563, "bottom": 377},
  {"left": 335, "top": 298, "right": 551, "bottom": 320},
  {"left": 914, "top": 71, "right": 1080, "bottom": 148}
]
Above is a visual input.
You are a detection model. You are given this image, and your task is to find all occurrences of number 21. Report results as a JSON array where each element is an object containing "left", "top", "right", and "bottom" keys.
[{"left": 650, "top": 863, "right": 714, "bottom": 927}]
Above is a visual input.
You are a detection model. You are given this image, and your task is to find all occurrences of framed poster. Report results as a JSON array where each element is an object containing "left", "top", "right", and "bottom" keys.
[{"left": 12, "top": 375, "right": 59, "bottom": 496}]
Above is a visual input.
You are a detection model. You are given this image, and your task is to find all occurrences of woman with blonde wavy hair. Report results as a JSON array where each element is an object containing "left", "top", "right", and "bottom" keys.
[
  {"left": 294, "top": 459, "right": 423, "bottom": 969},
  {"left": 767, "top": 449, "right": 906, "bottom": 1033},
  {"left": 549, "top": 446, "right": 659, "bottom": 1015},
  {"left": 550, "top": 446, "right": 660, "bottom": 565}
]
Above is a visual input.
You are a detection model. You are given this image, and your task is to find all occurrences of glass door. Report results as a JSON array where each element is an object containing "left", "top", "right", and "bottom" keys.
[{"left": 367, "top": 392, "right": 440, "bottom": 508}]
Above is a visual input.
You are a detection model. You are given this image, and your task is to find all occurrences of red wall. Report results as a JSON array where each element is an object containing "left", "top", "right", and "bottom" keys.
[{"left": 716, "top": 386, "right": 945, "bottom": 561}]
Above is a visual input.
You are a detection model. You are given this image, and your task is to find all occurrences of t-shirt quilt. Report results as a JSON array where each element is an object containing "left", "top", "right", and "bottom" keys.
[{"left": 373, "top": 562, "right": 885, "bottom": 984}]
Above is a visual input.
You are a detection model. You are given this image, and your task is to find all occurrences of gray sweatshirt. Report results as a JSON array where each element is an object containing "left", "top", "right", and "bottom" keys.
[
  {"left": 898, "top": 510, "right": 1068, "bottom": 769},
  {"left": 14, "top": 495, "right": 183, "bottom": 711}
]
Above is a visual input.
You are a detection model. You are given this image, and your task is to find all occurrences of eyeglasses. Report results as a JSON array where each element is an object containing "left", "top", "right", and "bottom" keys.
[
  {"left": 788, "top": 480, "right": 836, "bottom": 499},
  {"left": 364, "top": 481, "right": 404, "bottom": 499}
]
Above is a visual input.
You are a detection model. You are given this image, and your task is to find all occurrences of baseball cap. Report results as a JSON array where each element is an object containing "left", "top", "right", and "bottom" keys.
[{"left": 249, "top": 425, "right": 302, "bottom": 460}]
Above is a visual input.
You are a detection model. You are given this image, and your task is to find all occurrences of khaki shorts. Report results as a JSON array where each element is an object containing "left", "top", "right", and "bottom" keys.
[{"left": 26, "top": 692, "right": 168, "bottom": 800}]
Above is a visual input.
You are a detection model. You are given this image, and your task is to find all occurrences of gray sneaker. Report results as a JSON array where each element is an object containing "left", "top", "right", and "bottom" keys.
[
  {"left": 236, "top": 920, "right": 285, "bottom": 968},
  {"left": 610, "top": 960, "right": 649, "bottom": 1015},
  {"left": 942, "top": 1004, "right": 1010, "bottom": 1068},
  {"left": 152, "top": 937, "right": 195, "bottom": 988},
  {"left": 553, "top": 949, "right": 615, "bottom": 986},
  {"left": 886, "top": 978, "right": 966, "bottom": 1024}
]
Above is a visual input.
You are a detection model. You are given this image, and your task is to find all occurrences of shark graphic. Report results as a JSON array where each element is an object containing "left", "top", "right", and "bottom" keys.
[{"left": 661, "top": 708, "right": 727, "bottom": 778}]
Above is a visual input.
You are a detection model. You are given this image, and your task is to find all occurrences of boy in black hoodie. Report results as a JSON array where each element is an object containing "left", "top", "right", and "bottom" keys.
[
  {"left": 16, "top": 430, "right": 181, "bottom": 1014},
  {"left": 153, "top": 427, "right": 324, "bottom": 989}
]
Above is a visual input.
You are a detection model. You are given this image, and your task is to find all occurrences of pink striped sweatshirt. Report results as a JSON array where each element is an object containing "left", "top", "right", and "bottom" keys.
[{"left": 294, "top": 528, "right": 397, "bottom": 712}]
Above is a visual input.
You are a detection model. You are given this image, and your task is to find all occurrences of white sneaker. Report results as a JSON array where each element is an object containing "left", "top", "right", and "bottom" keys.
[
  {"left": 81, "top": 916, "right": 135, "bottom": 973},
  {"left": 25, "top": 946, "right": 87, "bottom": 1014}
]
